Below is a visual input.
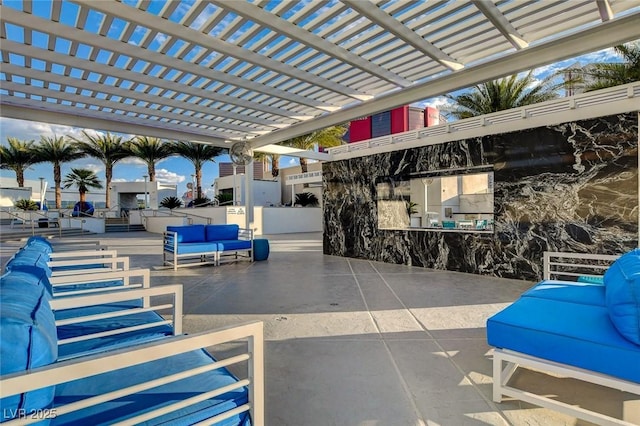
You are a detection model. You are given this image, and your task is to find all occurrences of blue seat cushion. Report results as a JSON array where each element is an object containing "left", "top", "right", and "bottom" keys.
[
  {"left": 603, "top": 249, "right": 640, "bottom": 344},
  {"left": 52, "top": 279, "right": 125, "bottom": 294},
  {"left": 167, "top": 225, "right": 206, "bottom": 243},
  {"left": 487, "top": 297, "right": 640, "bottom": 382},
  {"left": 53, "top": 349, "right": 250, "bottom": 425},
  {"left": 0, "top": 273, "right": 57, "bottom": 420},
  {"left": 56, "top": 308, "right": 173, "bottom": 360},
  {"left": 215, "top": 240, "right": 252, "bottom": 251},
  {"left": 577, "top": 275, "right": 605, "bottom": 285},
  {"left": 205, "top": 224, "right": 239, "bottom": 241},
  {"left": 165, "top": 242, "right": 218, "bottom": 255},
  {"left": 521, "top": 280, "right": 605, "bottom": 306}
]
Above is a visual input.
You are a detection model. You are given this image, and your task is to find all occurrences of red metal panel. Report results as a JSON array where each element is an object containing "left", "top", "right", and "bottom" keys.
[
  {"left": 349, "top": 116, "right": 372, "bottom": 142},
  {"left": 391, "top": 106, "right": 409, "bottom": 134},
  {"left": 424, "top": 107, "right": 441, "bottom": 127}
]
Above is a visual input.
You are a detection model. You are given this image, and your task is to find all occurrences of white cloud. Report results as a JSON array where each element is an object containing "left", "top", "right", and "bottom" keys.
[
  {"left": 288, "top": 158, "right": 297, "bottom": 165},
  {"left": 84, "top": 163, "right": 105, "bottom": 174},
  {"left": 0, "top": 117, "right": 84, "bottom": 142},
  {"left": 120, "top": 157, "right": 146, "bottom": 166},
  {"left": 112, "top": 178, "right": 128, "bottom": 183},
  {"left": 156, "top": 168, "right": 185, "bottom": 184}
]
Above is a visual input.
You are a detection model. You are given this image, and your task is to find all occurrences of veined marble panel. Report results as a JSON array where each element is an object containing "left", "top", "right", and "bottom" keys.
[{"left": 324, "top": 113, "right": 638, "bottom": 280}]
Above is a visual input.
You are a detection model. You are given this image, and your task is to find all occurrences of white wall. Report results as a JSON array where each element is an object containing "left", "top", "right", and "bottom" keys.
[
  {"left": 59, "top": 217, "right": 105, "bottom": 233},
  {"left": 215, "top": 175, "right": 280, "bottom": 206},
  {"left": 253, "top": 206, "right": 322, "bottom": 235},
  {"left": 144, "top": 216, "right": 188, "bottom": 233},
  {"left": 0, "top": 187, "right": 32, "bottom": 207}
]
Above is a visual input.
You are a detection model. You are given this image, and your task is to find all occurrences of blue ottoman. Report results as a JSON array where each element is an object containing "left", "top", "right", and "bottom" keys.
[{"left": 253, "top": 239, "right": 270, "bottom": 261}]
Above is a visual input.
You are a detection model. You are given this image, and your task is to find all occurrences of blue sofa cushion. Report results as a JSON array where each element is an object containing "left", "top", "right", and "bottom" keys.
[
  {"left": 521, "top": 280, "right": 605, "bottom": 307},
  {"left": 205, "top": 224, "right": 239, "bottom": 241},
  {"left": 487, "top": 296, "right": 640, "bottom": 382},
  {"left": 167, "top": 225, "right": 205, "bottom": 243},
  {"left": 25, "top": 236, "right": 53, "bottom": 253},
  {"left": 56, "top": 308, "right": 173, "bottom": 360},
  {"left": 53, "top": 349, "right": 250, "bottom": 425},
  {"left": 603, "top": 249, "right": 640, "bottom": 344},
  {"left": 215, "top": 240, "right": 252, "bottom": 251},
  {"left": 165, "top": 242, "right": 218, "bottom": 255},
  {"left": 0, "top": 273, "right": 58, "bottom": 420}
]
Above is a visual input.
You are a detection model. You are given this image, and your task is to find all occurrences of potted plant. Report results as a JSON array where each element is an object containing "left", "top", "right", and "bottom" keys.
[
  {"left": 160, "top": 196, "right": 183, "bottom": 210},
  {"left": 406, "top": 201, "right": 421, "bottom": 227},
  {"left": 294, "top": 192, "right": 319, "bottom": 207}
]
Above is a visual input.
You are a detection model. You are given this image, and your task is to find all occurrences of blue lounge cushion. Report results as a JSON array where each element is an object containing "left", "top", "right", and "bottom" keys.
[
  {"left": 577, "top": 275, "right": 605, "bottom": 285},
  {"left": 0, "top": 273, "right": 58, "bottom": 421},
  {"left": 215, "top": 240, "right": 252, "bottom": 251},
  {"left": 165, "top": 241, "right": 218, "bottom": 255},
  {"left": 521, "top": 280, "right": 605, "bottom": 307},
  {"left": 52, "top": 348, "right": 250, "bottom": 425},
  {"left": 167, "top": 225, "right": 206, "bottom": 243},
  {"left": 487, "top": 296, "right": 640, "bottom": 382},
  {"left": 603, "top": 249, "right": 640, "bottom": 344},
  {"left": 205, "top": 224, "right": 240, "bottom": 241},
  {"left": 25, "top": 236, "right": 53, "bottom": 253}
]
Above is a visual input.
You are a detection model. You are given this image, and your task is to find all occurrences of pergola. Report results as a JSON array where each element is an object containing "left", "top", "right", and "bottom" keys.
[{"left": 1, "top": 0, "right": 639, "bottom": 161}]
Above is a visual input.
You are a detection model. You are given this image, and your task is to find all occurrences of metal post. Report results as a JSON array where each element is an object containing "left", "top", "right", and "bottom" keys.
[
  {"left": 232, "top": 165, "right": 238, "bottom": 205},
  {"left": 245, "top": 161, "right": 253, "bottom": 229},
  {"left": 191, "top": 174, "right": 196, "bottom": 207},
  {"left": 143, "top": 175, "right": 148, "bottom": 209}
]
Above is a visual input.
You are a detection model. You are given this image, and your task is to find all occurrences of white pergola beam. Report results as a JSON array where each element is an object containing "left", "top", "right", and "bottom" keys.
[
  {"left": 0, "top": 101, "right": 229, "bottom": 146},
  {"left": 0, "top": 5, "right": 330, "bottom": 111},
  {"left": 210, "top": 0, "right": 412, "bottom": 88},
  {"left": 472, "top": 1, "right": 529, "bottom": 50},
  {"left": 71, "top": 0, "right": 370, "bottom": 102},
  {"left": 596, "top": 0, "right": 614, "bottom": 21},
  {"left": 253, "top": 144, "right": 331, "bottom": 161},
  {"left": 343, "top": 0, "right": 465, "bottom": 71},
  {"left": 249, "top": 12, "right": 640, "bottom": 148}
]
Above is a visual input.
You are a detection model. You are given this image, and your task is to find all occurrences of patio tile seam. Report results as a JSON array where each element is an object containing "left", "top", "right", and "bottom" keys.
[
  {"left": 368, "top": 261, "right": 513, "bottom": 426},
  {"left": 347, "top": 259, "right": 429, "bottom": 426}
]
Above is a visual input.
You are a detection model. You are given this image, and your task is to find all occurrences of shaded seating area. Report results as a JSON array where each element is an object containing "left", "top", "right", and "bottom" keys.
[
  {"left": 487, "top": 250, "right": 640, "bottom": 424},
  {"left": 0, "top": 237, "right": 264, "bottom": 425}
]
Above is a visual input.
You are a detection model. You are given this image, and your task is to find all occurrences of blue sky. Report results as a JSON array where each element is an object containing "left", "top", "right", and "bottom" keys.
[{"left": 0, "top": 29, "right": 628, "bottom": 198}]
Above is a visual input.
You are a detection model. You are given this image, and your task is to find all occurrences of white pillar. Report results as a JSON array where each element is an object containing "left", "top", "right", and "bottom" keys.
[{"left": 245, "top": 162, "right": 253, "bottom": 229}]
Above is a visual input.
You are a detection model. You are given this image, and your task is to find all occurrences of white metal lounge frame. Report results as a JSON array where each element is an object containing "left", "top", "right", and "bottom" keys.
[
  {"left": 0, "top": 321, "right": 264, "bottom": 426},
  {"left": 48, "top": 256, "right": 130, "bottom": 277},
  {"left": 217, "top": 228, "right": 255, "bottom": 266},
  {"left": 50, "top": 284, "right": 184, "bottom": 360},
  {"left": 493, "top": 348, "right": 640, "bottom": 426},
  {"left": 162, "top": 228, "right": 254, "bottom": 270},
  {"left": 543, "top": 251, "right": 622, "bottom": 281},
  {"left": 162, "top": 231, "right": 218, "bottom": 271},
  {"left": 49, "top": 268, "right": 151, "bottom": 304},
  {"left": 492, "top": 250, "right": 638, "bottom": 425}
]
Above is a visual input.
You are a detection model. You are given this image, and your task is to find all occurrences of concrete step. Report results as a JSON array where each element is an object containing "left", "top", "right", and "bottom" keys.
[
  {"left": 0, "top": 227, "right": 94, "bottom": 243},
  {"left": 105, "top": 224, "right": 146, "bottom": 233}
]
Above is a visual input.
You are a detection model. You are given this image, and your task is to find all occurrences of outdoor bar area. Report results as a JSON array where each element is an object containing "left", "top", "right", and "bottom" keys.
[{"left": 324, "top": 111, "right": 639, "bottom": 281}]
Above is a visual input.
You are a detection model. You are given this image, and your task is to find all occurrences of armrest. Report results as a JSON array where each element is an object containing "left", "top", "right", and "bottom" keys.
[
  {"left": 49, "top": 249, "right": 118, "bottom": 260},
  {"left": 543, "top": 251, "right": 620, "bottom": 280},
  {"left": 48, "top": 256, "right": 130, "bottom": 276},
  {"left": 49, "top": 268, "right": 150, "bottom": 298},
  {"left": 51, "top": 284, "right": 184, "bottom": 336},
  {"left": 238, "top": 228, "right": 253, "bottom": 241},
  {"left": 0, "top": 322, "right": 264, "bottom": 426}
]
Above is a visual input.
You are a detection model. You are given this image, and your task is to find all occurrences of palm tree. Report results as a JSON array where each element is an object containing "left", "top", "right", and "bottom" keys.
[
  {"left": 580, "top": 43, "right": 640, "bottom": 91},
  {"left": 35, "top": 135, "right": 84, "bottom": 209},
  {"left": 253, "top": 151, "right": 281, "bottom": 178},
  {"left": 70, "top": 131, "right": 130, "bottom": 209},
  {"left": 282, "top": 125, "right": 346, "bottom": 173},
  {"left": 127, "top": 136, "right": 174, "bottom": 182},
  {"left": 172, "top": 141, "right": 225, "bottom": 199},
  {"left": 446, "top": 71, "right": 562, "bottom": 119},
  {"left": 0, "top": 137, "right": 39, "bottom": 187},
  {"left": 62, "top": 168, "right": 102, "bottom": 205}
]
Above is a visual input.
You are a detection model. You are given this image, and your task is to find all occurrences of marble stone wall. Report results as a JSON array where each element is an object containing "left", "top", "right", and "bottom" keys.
[{"left": 323, "top": 112, "right": 639, "bottom": 281}]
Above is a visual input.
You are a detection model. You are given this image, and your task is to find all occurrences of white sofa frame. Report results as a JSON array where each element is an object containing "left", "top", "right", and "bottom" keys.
[
  {"left": 543, "top": 251, "right": 621, "bottom": 281},
  {"left": 50, "top": 284, "right": 184, "bottom": 360},
  {"left": 0, "top": 321, "right": 264, "bottom": 426},
  {"left": 493, "top": 348, "right": 640, "bottom": 426},
  {"left": 492, "top": 250, "right": 638, "bottom": 425},
  {"left": 162, "top": 231, "right": 218, "bottom": 271}
]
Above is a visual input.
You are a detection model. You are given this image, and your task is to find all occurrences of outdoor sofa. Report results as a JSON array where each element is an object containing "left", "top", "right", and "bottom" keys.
[
  {"left": 163, "top": 224, "right": 253, "bottom": 270},
  {"left": 487, "top": 250, "right": 640, "bottom": 425},
  {"left": 1, "top": 237, "right": 264, "bottom": 425}
]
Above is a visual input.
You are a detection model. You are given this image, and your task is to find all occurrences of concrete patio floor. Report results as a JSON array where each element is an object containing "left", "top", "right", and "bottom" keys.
[{"left": 1, "top": 230, "right": 637, "bottom": 425}]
